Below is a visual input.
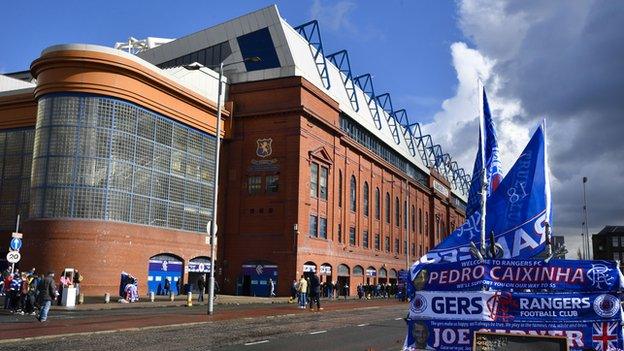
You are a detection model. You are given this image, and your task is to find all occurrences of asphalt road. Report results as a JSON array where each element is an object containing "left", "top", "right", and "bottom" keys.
[{"left": 0, "top": 301, "right": 408, "bottom": 351}]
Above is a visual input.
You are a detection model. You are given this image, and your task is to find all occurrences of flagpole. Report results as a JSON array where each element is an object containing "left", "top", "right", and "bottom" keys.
[
  {"left": 543, "top": 119, "right": 552, "bottom": 257},
  {"left": 479, "top": 81, "right": 487, "bottom": 254}
]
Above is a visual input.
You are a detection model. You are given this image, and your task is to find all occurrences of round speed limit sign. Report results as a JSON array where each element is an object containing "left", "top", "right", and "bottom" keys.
[{"left": 6, "top": 250, "right": 21, "bottom": 264}]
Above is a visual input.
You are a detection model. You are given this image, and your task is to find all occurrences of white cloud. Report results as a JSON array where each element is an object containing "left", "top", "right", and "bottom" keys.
[
  {"left": 422, "top": 42, "right": 528, "bottom": 179},
  {"left": 439, "top": 0, "right": 624, "bottom": 258},
  {"left": 310, "top": 0, "right": 357, "bottom": 32}
]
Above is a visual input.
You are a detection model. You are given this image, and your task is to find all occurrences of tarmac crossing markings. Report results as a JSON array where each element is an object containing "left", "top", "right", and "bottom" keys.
[
  {"left": 244, "top": 340, "right": 269, "bottom": 346},
  {"left": 357, "top": 323, "right": 369, "bottom": 327},
  {"left": 309, "top": 330, "right": 327, "bottom": 335}
]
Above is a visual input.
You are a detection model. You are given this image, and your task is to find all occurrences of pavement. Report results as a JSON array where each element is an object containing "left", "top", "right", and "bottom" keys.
[{"left": 0, "top": 295, "right": 406, "bottom": 346}]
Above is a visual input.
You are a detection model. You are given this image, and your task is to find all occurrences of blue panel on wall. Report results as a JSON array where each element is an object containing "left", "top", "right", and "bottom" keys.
[{"left": 236, "top": 27, "right": 280, "bottom": 71}]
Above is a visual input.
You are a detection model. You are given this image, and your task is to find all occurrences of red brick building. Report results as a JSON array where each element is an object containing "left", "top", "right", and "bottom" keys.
[{"left": 0, "top": 5, "right": 468, "bottom": 297}]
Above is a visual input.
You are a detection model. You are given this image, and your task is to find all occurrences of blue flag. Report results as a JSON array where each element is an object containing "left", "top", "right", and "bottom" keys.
[
  {"left": 411, "top": 124, "right": 550, "bottom": 276},
  {"left": 465, "top": 88, "right": 504, "bottom": 218}
]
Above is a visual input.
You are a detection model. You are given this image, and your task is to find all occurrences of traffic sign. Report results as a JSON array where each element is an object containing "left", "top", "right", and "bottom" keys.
[
  {"left": 11, "top": 232, "right": 22, "bottom": 239},
  {"left": 9, "top": 238, "right": 22, "bottom": 251},
  {"left": 6, "top": 251, "right": 21, "bottom": 264}
]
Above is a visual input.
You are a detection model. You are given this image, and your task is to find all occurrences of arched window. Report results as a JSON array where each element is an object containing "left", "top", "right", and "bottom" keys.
[
  {"left": 419, "top": 209, "right": 423, "bottom": 234},
  {"left": 411, "top": 205, "right": 415, "bottom": 232},
  {"left": 404, "top": 200, "right": 408, "bottom": 229},
  {"left": 363, "top": 182, "right": 369, "bottom": 217},
  {"left": 395, "top": 197, "right": 400, "bottom": 227},
  {"left": 385, "top": 192, "right": 390, "bottom": 223},
  {"left": 350, "top": 175, "right": 357, "bottom": 212},
  {"left": 338, "top": 171, "right": 343, "bottom": 208},
  {"left": 375, "top": 188, "right": 380, "bottom": 220}
]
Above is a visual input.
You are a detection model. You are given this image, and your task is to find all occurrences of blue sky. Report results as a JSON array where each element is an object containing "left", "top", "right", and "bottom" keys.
[{"left": 0, "top": 0, "right": 464, "bottom": 125}]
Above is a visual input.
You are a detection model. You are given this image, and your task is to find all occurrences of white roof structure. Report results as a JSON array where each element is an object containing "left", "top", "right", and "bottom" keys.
[
  {"left": 137, "top": 5, "right": 469, "bottom": 200},
  {"left": 0, "top": 74, "right": 35, "bottom": 97}
]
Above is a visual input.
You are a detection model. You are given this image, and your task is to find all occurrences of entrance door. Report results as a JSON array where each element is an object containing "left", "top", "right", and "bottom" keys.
[
  {"left": 242, "top": 275, "right": 251, "bottom": 296},
  {"left": 148, "top": 254, "right": 183, "bottom": 295}
]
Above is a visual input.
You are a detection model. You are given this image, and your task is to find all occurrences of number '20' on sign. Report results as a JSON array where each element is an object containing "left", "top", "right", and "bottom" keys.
[{"left": 6, "top": 251, "right": 21, "bottom": 263}]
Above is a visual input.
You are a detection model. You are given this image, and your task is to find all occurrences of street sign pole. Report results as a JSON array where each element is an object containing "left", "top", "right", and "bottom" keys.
[{"left": 10, "top": 214, "right": 20, "bottom": 274}]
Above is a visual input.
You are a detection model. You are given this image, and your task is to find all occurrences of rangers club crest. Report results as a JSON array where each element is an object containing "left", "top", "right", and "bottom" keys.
[{"left": 256, "top": 138, "right": 273, "bottom": 158}]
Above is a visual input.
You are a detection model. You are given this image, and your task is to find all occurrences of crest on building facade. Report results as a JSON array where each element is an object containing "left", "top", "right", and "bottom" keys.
[{"left": 256, "top": 138, "right": 273, "bottom": 158}]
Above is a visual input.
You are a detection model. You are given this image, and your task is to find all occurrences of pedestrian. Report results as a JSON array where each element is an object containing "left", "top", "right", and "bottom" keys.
[
  {"left": 19, "top": 273, "right": 30, "bottom": 314},
  {"left": 326, "top": 280, "right": 334, "bottom": 299},
  {"left": 308, "top": 273, "right": 321, "bottom": 311},
  {"left": 164, "top": 278, "right": 170, "bottom": 296},
  {"left": 343, "top": 283, "right": 349, "bottom": 299},
  {"left": 73, "top": 270, "right": 83, "bottom": 296},
  {"left": 297, "top": 275, "right": 308, "bottom": 309},
  {"left": 175, "top": 278, "right": 182, "bottom": 296},
  {"left": 269, "top": 278, "right": 276, "bottom": 297},
  {"left": 3, "top": 272, "right": 13, "bottom": 309},
  {"left": 25, "top": 273, "right": 38, "bottom": 315},
  {"left": 37, "top": 272, "right": 58, "bottom": 322},
  {"left": 9, "top": 273, "right": 21, "bottom": 312},
  {"left": 197, "top": 275, "right": 205, "bottom": 302},
  {"left": 357, "top": 284, "right": 364, "bottom": 299}
]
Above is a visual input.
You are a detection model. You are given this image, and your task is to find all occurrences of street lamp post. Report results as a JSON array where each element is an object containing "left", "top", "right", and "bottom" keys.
[{"left": 185, "top": 56, "right": 260, "bottom": 315}]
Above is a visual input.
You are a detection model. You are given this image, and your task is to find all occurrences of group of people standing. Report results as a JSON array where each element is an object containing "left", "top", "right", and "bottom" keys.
[
  {"left": 1, "top": 268, "right": 81, "bottom": 322},
  {"left": 291, "top": 274, "right": 323, "bottom": 311},
  {"left": 356, "top": 282, "right": 396, "bottom": 299}
]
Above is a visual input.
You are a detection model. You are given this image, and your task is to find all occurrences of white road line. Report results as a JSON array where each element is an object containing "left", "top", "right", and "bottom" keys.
[
  {"left": 244, "top": 340, "right": 269, "bottom": 346},
  {"left": 357, "top": 323, "right": 369, "bottom": 327},
  {"left": 394, "top": 317, "right": 404, "bottom": 320},
  {"left": 309, "top": 330, "right": 327, "bottom": 335}
]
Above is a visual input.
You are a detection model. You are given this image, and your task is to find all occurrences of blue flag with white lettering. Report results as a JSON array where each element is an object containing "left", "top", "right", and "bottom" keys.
[
  {"left": 465, "top": 88, "right": 504, "bottom": 219},
  {"left": 411, "top": 124, "right": 550, "bottom": 281}
]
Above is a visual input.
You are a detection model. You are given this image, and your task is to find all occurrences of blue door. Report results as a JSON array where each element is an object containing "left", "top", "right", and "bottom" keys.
[{"left": 147, "top": 255, "right": 183, "bottom": 295}]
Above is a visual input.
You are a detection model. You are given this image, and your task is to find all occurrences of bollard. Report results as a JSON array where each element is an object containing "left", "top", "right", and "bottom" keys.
[
  {"left": 186, "top": 292, "right": 193, "bottom": 307},
  {"left": 104, "top": 292, "right": 110, "bottom": 304},
  {"left": 78, "top": 293, "right": 84, "bottom": 305},
  {"left": 149, "top": 291, "right": 155, "bottom": 302},
  {"left": 169, "top": 292, "right": 175, "bottom": 302}
]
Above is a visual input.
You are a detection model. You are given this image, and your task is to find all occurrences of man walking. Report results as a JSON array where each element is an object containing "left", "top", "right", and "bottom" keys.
[
  {"left": 308, "top": 273, "right": 322, "bottom": 311},
  {"left": 297, "top": 275, "right": 307, "bottom": 309},
  {"left": 269, "top": 278, "right": 276, "bottom": 297},
  {"left": 197, "top": 275, "right": 205, "bottom": 302},
  {"left": 37, "top": 272, "right": 58, "bottom": 322}
]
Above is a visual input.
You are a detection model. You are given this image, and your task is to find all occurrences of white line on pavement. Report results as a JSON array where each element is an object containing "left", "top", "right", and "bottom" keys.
[
  {"left": 309, "top": 330, "right": 327, "bottom": 335},
  {"left": 394, "top": 317, "right": 403, "bottom": 320},
  {"left": 244, "top": 340, "right": 269, "bottom": 346},
  {"left": 357, "top": 323, "right": 369, "bottom": 327}
]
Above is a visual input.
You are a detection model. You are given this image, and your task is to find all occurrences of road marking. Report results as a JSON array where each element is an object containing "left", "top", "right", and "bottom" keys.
[
  {"left": 394, "top": 317, "right": 403, "bottom": 320},
  {"left": 357, "top": 323, "right": 369, "bottom": 327},
  {"left": 244, "top": 340, "right": 269, "bottom": 346},
  {"left": 309, "top": 330, "right": 327, "bottom": 335}
]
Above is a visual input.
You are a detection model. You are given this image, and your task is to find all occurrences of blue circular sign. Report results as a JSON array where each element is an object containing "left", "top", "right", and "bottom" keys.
[{"left": 9, "top": 238, "right": 21, "bottom": 251}]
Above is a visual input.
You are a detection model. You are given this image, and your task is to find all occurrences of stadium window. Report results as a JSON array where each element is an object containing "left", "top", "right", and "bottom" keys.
[
  {"left": 375, "top": 187, "right": 380, "bottom": 220},
  {"left": 338, "top": 223, "right": 342, "bottom": 243},
  {"left": 310, "top": 163, "right": 318, "bottom": 197},
  {"left": 309, "top": 215, "right": 318, "bottom": 237},
  {"left": 404, "top": 201, "right": 408, "bottom": 229},
  {"left": 319, "top": 166, "right": 328, "bottom": 200},
  {"left": 363, "top": 182, "right": 369, "bottom": 217},
  {"left": 266, "top": 175, "right": 279, "bottom": 193},
  {"left": 385, "top": 236, "right": 390, "bottom": 252},
  {"left": 419, "top": 209, "right": 423, "bottom": 234},
  {"left": 613, "top": 237, "right": 619, "bottom": 248},
  {"left": 395, "top": 197, "right": 400, "bottom": 227},
  {"left": 338, "top": 171, "right": 343, "bottom": 207},
  {"left": 319, "top": 217, "right": 327, "bottom": 239},
  {"left": 363, "top": 230, "right": 369, "bottom": 248},
  {"left": 404, "top": 240, "right": 407, "bottom": 255},
  {"left": 350, "top": 176, "right": 357, "bottom": 212},
  {"left": 248, "top": 176, "right": 262, "bottom": 195},
  {"left": 411, "top": 205, "right": 415, "bottom": 232},
  {"left": 411, "top": 243, "right": 415, "bottom": 257},
  {"left": 349, "top": 227, "right": 356, "bottom": 246},
  {"left": 375, "top": 233, "right": 381, "bottom": 250},
  {"left": 395, "top": 238, "right": 400, "bottom": 253},
  {"left": 385, "top": 192, "right": 390, "bottom": 223}
]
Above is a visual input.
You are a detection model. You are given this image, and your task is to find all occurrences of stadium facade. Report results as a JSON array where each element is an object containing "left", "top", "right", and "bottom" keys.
[{"left": 0, "top": 5, "right": 468, "bottom": 296}]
